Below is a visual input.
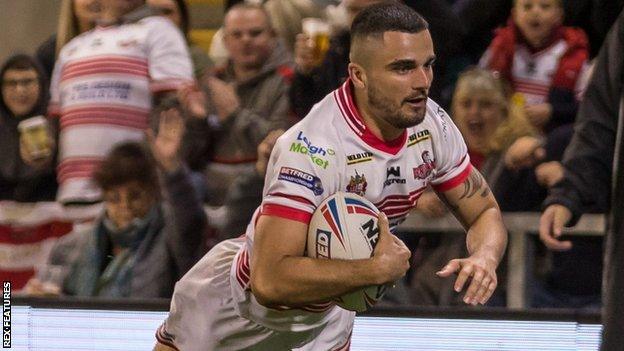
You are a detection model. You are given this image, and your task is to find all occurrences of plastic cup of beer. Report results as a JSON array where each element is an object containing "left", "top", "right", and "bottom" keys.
[
  {"left": 17, "top": 115, "right": 52, "bottom": 160},
  {"left": 302, "top": 18, "right": 331, "bottom": 66}
]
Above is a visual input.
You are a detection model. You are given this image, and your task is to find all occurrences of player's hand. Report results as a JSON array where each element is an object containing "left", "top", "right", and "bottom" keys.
[
  {"left": 525, "top": 103, "right": 552, "bottom": 129},
  {"left": 535, "top": 161, "right": 564, "bottom": 188},
  {"left": 436, "top": 253, "right": 498, "bottom": 305},
  {"left": 205, "top": 76, "right": 241, "bottom": 122},
  {"left": 147, "top": 108, "right": 185, "bottom": 172},
  {"left": 539, "top": 204, "right": 573, "bottom": 251},
  {"left": 371, "top": 212, "right": 411, "bottom": 285},
  {"left": 294, "top": 33, "right": 318, "bottom": 75}
]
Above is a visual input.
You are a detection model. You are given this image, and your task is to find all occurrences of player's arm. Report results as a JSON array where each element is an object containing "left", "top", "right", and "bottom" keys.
[
  {"left": 250, "top": 212, "right": 410, "bottom": 307},
  {"left": 435, "top": 167, "right": 508, "bottom": 305}
]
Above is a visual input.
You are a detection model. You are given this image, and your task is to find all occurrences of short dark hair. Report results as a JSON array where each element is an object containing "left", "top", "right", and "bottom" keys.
[
  {"left": 350, "top": 1, "right": 428, "bottom": 42},
  {"left": 93, "top": 142, "right": 159, "bottom": 193}
]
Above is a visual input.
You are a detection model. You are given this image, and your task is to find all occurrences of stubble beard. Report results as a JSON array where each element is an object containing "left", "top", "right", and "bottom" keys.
[{"left": 367, "top": 84, "right": 427, "bottom": 129}]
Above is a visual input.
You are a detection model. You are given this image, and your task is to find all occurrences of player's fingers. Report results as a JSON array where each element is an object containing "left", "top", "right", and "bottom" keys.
[
  {"left": 473, "top": 274, "right": 492, "bottom": 305},
  {"left": 453, "top": 263, "right": 472, "bottom": 293},
  {"left": 480, "top": 279, "right": 498, "bottom": 305},
  {"left": 377, "top": 212, "right": 391, "bottom": 238},
  {"left": 463, "top": 269, "right": 484, "bottom": 304},
  {"left": 436, "top": 259, "right": 461, "bottom": 278}
]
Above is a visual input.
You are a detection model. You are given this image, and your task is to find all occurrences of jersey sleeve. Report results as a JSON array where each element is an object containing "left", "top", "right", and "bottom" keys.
[
  {"left": 145, "top": 17, "right": 194, "bottom": 92},
  {"left": 428, "top": 104, "right": 473, "bottom": 192},
  {"left": 48, "top": 48, "right": 66, "bottom": 117},
  {"left": 259, "top": 129, "right": 339, "bottom": 224}
]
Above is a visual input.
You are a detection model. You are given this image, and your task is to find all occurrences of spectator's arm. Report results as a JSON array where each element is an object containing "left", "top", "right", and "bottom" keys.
[
  {"left": 162, "top": 165, "right": 208, "bottom": 276},
  {"left": 543, "top": 10, "right": 624, "bottom": 225}
]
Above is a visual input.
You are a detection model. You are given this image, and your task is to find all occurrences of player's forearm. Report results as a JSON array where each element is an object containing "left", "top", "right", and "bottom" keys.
[
  {"left": 251, "top": 256, "right": 381, "bottom": 307},
  {"left": 465, "top": 206, "right": 507, "bottom": 265}
]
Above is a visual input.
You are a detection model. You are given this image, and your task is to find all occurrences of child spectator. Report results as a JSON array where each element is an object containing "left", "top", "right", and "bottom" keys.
[{"left": 479, "top": 0, "right": 589, "bottom": 133}]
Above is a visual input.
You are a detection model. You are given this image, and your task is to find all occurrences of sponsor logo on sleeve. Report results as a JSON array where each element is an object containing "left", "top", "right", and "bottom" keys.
[
  {"left": 278, "top": 167, "right": 324, "bottom": 195},
  {"left": 289, "top": 131, "right": 335, "bottom": 169},
  {"left": 413, "top": 151, "right": 435, "bottom": 180},
  {"left": 346, "top": 151, "right": 374, "bottom": 165},
  {"left": 407, "top": 129, "right": 431, "bottom": 147}
]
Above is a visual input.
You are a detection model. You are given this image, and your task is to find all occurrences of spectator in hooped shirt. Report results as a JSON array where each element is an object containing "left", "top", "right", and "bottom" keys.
[
  {"left": 0, "top": 54, "right": 57, "bottom": 202},
  {"left": 35, "top": 0, "right": 102, "bottom": 83},
  {"left": 47, "top": 0, "right": 195, "bottom": 205},
  {"left": 147, "top": 0, "right": 214, "bottom": 78}
]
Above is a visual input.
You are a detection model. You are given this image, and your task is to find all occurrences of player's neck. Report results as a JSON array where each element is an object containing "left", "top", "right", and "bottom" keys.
[{"left": 353, "top": 89, "right": 404, "bottom": 142}]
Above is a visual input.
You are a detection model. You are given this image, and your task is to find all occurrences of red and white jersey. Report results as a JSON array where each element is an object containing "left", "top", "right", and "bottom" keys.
[
  {"left": 480, "top": 39, "right": 589, "bottom": 104},
  {"left": 48, "top": 16, "right": 193, "bottom": 203},
  {"left": 230, "top": 80, "right": 471, "bottom": 330}
]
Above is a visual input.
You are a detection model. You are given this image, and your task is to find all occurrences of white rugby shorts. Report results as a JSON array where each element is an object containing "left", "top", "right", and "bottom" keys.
[{"left": 156, "top": 237, "right": 354, "bottom": 350}]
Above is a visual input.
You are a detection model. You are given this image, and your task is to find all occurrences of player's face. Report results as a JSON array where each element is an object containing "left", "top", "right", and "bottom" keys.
[
  {"left": 453, "top": 91, "right": 505, "bottom": 152},
  {"left": 224, "top": 8, "right": 275, "bottom": 71},
  {"left": 364, "top": 30, "right": 435, "bottom": 129},
  {"left": 513, "top": 0, "right": 563, "bottom": 48},
  {"left": 2, "top": 68, "right": 40, "bottom": 117},
  {"left": 103, "top": 181, "right": 156, "bottom": 230}
]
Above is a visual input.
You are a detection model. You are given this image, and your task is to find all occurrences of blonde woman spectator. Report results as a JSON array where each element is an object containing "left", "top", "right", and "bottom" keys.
[
  {"left": 35, "top": 0, "right": 102, "bottom": 81},
  {"left": 411, "top": 67, "right": 536, "bottom": 307}
]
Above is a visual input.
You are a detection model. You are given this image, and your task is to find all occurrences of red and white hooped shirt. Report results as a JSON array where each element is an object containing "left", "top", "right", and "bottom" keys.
[
  {"left": 48, "top": 16, "right": 193, "bottom": 203},
  {"left": 231, "top": 80, "right": 472, "bottom": 329}
]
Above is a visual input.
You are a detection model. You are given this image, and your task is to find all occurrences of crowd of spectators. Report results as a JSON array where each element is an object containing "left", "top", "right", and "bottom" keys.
[{"left": 1, "top": 0, "right": 622, "bottom": 307}]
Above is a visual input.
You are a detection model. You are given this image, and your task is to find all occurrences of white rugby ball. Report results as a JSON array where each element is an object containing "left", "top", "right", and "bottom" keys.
[{"left": 306, "top": 191, "right": 388, "bottom": 312}]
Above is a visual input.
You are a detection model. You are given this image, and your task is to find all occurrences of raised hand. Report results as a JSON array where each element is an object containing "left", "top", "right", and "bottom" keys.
[
  {"left": 205, "top": 76, "right": 240, "bottom": 122},
  {"left": 256, "top": 129, "right": 285, "bottom": 176},
  {"left": 147, "top": 108, "right": 185, "bottom": 172}
]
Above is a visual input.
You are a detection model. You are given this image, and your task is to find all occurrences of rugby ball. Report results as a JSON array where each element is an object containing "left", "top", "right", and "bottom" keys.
[{"left": 306, "top": 191, "right": 388, "bottom": 312}]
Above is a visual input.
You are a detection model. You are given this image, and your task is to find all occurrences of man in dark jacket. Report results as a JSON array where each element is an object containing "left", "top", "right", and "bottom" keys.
[{"left": 539, "top": 9, "right": 624, "bottom": 350}]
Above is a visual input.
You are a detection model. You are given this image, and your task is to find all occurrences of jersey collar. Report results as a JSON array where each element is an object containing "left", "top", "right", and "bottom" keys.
[{"left": 333, "top": 79, "right": 407, "bottom": 155}]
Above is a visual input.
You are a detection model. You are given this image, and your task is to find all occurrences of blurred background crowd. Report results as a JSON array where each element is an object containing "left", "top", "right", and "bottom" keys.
[{"left": 1, "top": 0, "right": 621, "bottom": 310}]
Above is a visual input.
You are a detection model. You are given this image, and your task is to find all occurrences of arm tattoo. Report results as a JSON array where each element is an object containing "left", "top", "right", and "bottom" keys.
[{"left": 459, "top": 171, "right": 490, "bottom": 200}]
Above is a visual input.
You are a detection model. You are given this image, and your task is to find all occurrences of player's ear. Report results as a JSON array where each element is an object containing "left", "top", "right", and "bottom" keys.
[{"left": 349, "top": 62, "right": 367, "bottom": 89}]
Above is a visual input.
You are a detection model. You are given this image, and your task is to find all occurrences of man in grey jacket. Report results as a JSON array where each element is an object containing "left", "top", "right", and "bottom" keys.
[
  {"left": 539, "top": 9, "right": 624, "bottom": 350},
  {"left": 184, "top": 3, "right": 295, "bottom": 237}
]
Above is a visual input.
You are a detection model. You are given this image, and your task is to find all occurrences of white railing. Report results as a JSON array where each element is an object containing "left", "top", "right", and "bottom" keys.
[{"left": 0, "top": 200, "right": 605, "bottom": 308}]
